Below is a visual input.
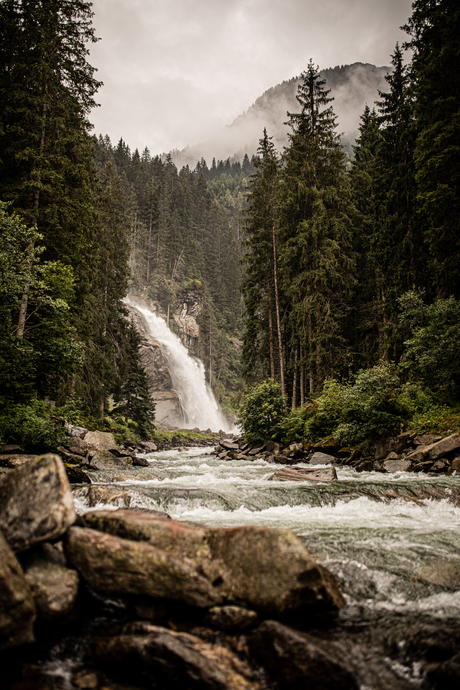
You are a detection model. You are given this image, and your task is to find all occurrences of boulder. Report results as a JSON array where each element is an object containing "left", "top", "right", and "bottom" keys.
[
  {"left": 389, "top": 431, "right": 415, "bottom": 454},
  {"left": 268, "top": 467, "right": 337, "bottom": 482},
  {"left": 220, "top": 439, "right": 239, "bottom": 451},
  {"left": 265, "top": 441, "right": 281, "bottom": 454},
  {"left": 71, "top": 510, "right": 345, "bottom": 616},
  {"left": 0, "top": 454, "right": 37, "bottom": 469},
  {"left": 139, "top": 441, "right": 158, "bottom": 453},
  {"left": 65, "top": 464, "right": 91, "bottom": 484},
  {"left": 204, "top": 605, "right": 259, "bottom": 631},
  {"left": 89, "top": 621, "right": 259, "bottom": 690},
  {"left": 75, "top": 487, "right": 168, "bottom": 515},
  {"left": 66, "top": 436, "right": 90, "bottom": 456},
  {"left": 0, "top": 531, "right": 36, "bottom": 650},
  {"left": 83, "top": 430, "right": 117, "bottom": 451},
  {"left": 249, "top": 620, "right": 358, "bottom": 690},
  {"left": 132, "top": 455, "right": 150, "bottom": 467},
  {"left": 309, "top": 452, "right": 336, "bottom": 465},
  {"left": 0, "top": 454, "right": 76, "bottom": 552},
  {"left": 247, "top": 445, "right": 265, "bottom": 456},
  {"left": 87, "top": 449, "right": 133, "bottom": 470},
  {"left": 20, "top": 543, "right": 79, "bottom": 621},
  {"left": 407, "top": 434, "right": 460, "bottom": 464},
  {"left": 64, "top": 526, "right": 224, "bottom": 608},
  {"left": 383, "top": 458, "right": 412, "bottom": 473}
]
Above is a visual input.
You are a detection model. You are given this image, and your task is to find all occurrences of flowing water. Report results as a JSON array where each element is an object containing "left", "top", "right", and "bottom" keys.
[
  {"left": 74, "top": 448, "right": 460, "bottom": 631},
  {"left": 124, "top": 296, "right": 231, "bottom": 432}
]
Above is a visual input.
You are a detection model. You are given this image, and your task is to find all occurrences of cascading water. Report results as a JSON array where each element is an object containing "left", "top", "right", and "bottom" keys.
[{"left": 124, "top": 296, "right": 232, "bottom": 432}]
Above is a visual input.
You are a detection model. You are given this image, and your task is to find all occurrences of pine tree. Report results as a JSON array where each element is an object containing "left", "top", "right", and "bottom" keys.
[
  {"left": 404, "top": 0, "right": 460, "bottom": 298},
  {"left": 277, "top": 61, "right": 356, "bottom": 397}
]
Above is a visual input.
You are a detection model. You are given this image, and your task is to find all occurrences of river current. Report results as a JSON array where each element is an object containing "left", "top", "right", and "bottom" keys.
[{"left": 74, "top": 447, "right": 460, "bottom": 631}]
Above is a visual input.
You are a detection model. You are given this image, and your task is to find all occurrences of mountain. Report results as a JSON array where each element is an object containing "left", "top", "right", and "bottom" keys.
[{"left": 171, "top": 62, "right": 390, "bottom": 167}]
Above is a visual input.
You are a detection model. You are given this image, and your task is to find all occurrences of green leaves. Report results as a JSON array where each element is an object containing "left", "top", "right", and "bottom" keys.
[{"left": 238, "top": 379, "right": 286, "bottom": 444}]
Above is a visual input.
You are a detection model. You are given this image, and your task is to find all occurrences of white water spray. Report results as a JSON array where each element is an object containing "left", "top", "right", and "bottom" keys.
[{"left": 125, "top": 297, "right": 232, "bottom": 432}]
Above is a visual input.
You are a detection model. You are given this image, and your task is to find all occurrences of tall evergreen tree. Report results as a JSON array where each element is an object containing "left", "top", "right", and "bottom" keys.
[
  {"left": 277, "top": 61, "right": 356, "bottom": 397},
  {"left": 404, "top": 0, "right": 460, "bottom": 298}
]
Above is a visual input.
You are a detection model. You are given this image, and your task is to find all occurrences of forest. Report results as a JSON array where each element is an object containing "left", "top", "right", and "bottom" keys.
[{"left": 0, "top": 0, "right": 459, "bottom": 448}]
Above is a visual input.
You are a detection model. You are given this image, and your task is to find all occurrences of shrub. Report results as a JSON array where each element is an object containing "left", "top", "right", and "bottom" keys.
[
  {"left": 238, "top": 379, "right": 286, "bottom": 444},
  {"left": 0, "top": 401, "right": 64, "bottom": 451},
  {"left": 304, "top": 362, "right": 409, "bottom": 445}
]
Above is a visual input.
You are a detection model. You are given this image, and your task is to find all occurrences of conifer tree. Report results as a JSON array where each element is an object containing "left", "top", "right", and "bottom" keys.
[{"left": 277, "top": 61, "right": 356, "bottom": 397}]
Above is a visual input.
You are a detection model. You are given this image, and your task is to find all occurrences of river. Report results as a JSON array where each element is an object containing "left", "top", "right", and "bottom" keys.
[{"left": 74, "top": 447, "right": 460, "bottom": 634}]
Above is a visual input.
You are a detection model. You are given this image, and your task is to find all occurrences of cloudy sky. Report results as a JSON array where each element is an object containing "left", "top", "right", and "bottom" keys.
[{"left": 89, "top": 0, "right": 413, "bottom": 155}]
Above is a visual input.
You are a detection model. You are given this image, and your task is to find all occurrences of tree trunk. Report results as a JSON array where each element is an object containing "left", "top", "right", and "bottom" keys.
[
  {"left": 267, "top": 254, "right": 275, "bottom": 379},
  {"left": 292, "top": 346, "right": 298, "bottom": 409},
  {"left": 272, "top": 222, "right": 285, "bottom": 396}
]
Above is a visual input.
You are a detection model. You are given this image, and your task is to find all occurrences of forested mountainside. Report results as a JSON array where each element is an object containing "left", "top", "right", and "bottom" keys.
[
  {"left": 241, "top": 0, "right": 460, "bottom": 412},
  {"left": 171, "top": 62, "right": 390, "bottom": 168},
  {"left": 1, "top": 0, "right": 460, "bottom": 448},
  {"left": 92, "top": 138, "right": 255, "bottom": 412}
]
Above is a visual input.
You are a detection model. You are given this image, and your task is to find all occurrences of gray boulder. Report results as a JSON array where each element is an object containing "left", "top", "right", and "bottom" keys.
[
  {"left": 0, "top": 531, "right": 35, "bottom": 650},
  {"left": 383, "top": 458, "right": 412, "bottom": 473},
  {"left": 268, "top": 466, "right": 337, "bottom": 482},
  {"left": 0, "top": 454, "right": 76, "bottom": 552},
  {"left": 87, "top": 449, "right": 133, "bottom": 470},
  {"left": 84, "top": 430, "right": 117, "bottom": 451},
  {"left": 309, "top": 451, "right": 336, "bottom": 465}
]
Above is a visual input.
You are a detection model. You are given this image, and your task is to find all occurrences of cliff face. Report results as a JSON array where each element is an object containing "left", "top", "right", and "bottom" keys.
[{"left": 173, "top": 291, "right": 203, "bottom": 350}]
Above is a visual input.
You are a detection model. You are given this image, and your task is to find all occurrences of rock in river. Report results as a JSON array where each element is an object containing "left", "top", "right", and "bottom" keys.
[
  {"left": 0, "top": 532, "right": 36, "bottom": 650},
  {"left": 68, "top": 510, "right": 345, "bottom": 617},
  {"left": 0, "top": 454, "right": 76, "bottom": 552}
]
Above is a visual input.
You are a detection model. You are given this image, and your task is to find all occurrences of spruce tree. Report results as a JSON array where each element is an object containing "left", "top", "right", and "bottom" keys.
[{"left": 277, "top": 61, "right": 356, "bottom": 397}]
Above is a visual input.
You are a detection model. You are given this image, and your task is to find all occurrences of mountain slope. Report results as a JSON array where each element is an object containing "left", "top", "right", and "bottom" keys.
[{"left": 172, "top": 63, "right": 390, "bottom": 166}]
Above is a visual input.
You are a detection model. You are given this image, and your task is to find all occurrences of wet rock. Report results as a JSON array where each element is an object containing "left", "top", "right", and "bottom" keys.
[
  {"left": 272, "top": 454, "right": 299, "bottom": 465},
  {"left": 220, "top": 439, "right": 239, "bottom": 451},
  {"left": 249, "top": 620, "right": 358, "bottom": 690},
  {"left": 87, "top": 449, "right": 133, "bottom": 470},
  {"left": 431, "top": 459, "right": 448, "bottom": 472},
  {"left": 265, "top": 441, "right": 281, "bottom": 454},
  {"left": 354, "top": 459, "right": 375, "bottom": 472},
  {"left": 452, "top": 456, "right": 460, "bottom": 472},
  {"left": 407, "top": 433, "right": 460, "bottom": 464},
  {"left": 413, "top": 556, "right": 460, "bottom": 589},
  {"left": 132, "top": 455, "right": 150, "bottom": 467},
  {"left": 383, "top": 458, "right": 411, "bottom": 473},
  {"left": 75, "top": 486, "right": 168, "bottom": 513},
  {"left": 204, "top": 605, "right": 259, "bottom": 631},
  {"left": 138, "top": 440, "right": 158, "bottom": 452},
  {"left": 0, "top": 454, "right": 37, "bottom": 469},
  {"left": 65, "top": 464, "right": 91, "bottom": 484},
  {"left": 0, "top": 454, "right": 76, "bottom": 552},
  {"left": 73, "top": 510, "right": 345, "bottom": 616},
  {"left": 268, "top": 466, "right": 337, "bottom": 482},
  {"left": 309, "top": 451, "right": 336, "bottom": 465},
  {"left": 0, "top": 532, "right": 36, "bottom": 650},
  {"left": 389, "top": 431, "right": 415, "bottom": 454},
  {"left": 89, "top": 621, "right": 259, "bottom": 690},
  {"left": 66, "top": 436, "right": 90, "bottom": 456},
  {"left": 247, "top": 445, "right": 265, "bottom": 456},
  {"left": 64, "top": 526, "right": 223, "bottom": 608},
  {"left": 20, "top": 543, "right": 79, "bottom": 621},
  {"left": 84, "top": 430, "right": 117, "bottom": 451}
]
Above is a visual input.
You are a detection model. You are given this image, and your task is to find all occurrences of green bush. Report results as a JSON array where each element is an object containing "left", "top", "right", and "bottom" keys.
[
  {"left": 0, "top": 401, "right": 64, "bottom": 451},
  {"left": 238, "top": 379, "right": 286, "bottom": 444},
  {"left": 304, "top": 362, "right": 409, "bottom": 445}
]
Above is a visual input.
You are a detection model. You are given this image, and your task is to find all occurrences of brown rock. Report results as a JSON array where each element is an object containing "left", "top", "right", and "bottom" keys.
[
  {"left": 249, "top": 620, "right": 358, "bottom": 690},
  {"left": 389, "top": 431, "right": 415, "bottom": 454},
  {"left": 407, "top": 434, "right": 460, "bottom": 464},
  {"left": 269, "top": 466, "right": 337, "bottom": 482},
  {"left": 83, "top": 430, "right": 117, "bottom": 451},
  {"left": 67, "top": 437, "right": 90, "bottom": 456},
  {"left": 204, "top": 605, "right": 259, "bottom": 631},
  {"left": 0, "top": 454, "right": 76, "bottom": 552},
  {"left": 0, "top": 454, "right": 37, "bottom": 469},
  {"left": 74, "top": 510, "right": 345, "bottom": 616},
  {"left": 309, "top": 451, "right": 336, "bottom": 465},
  {"left": 0, "top": 444, "right": 24, "bottom": 454},
  {"left": 89, "top": 621, "right": 259, "bottom": 689},
  {"left": 0, "top": 532, "right": 35, "bottom": 650},
  {"left": 64, "top": 526, "right": 223, "bottom": 608},
  {"left": 21, "top": 543, "right": 79, "bottom": 621},
  {"left": 452, "top": 456, "right": 460, "bottom": 472},
  {"left": 414, "top": 434, "right": 442, "bottom": 446},
  {"left": 383, "top": 458, "right": 412, "bottom": 473},
  {"left": 87, "top": 449, "right": 133, "bottom": 470}
]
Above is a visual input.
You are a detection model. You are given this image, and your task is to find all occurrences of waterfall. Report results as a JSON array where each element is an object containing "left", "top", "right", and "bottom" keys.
[{"left": 125, "top": 297, "right": 232, "bottom": 433}]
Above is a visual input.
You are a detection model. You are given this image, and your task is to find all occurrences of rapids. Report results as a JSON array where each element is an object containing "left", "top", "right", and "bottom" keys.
[{"left": 74, "top": 447, "right": 460, "bottom": 629}]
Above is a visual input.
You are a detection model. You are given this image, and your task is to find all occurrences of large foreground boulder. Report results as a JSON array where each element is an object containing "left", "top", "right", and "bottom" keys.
[
  {"left": 69, "top": 510, "right": 345, "bottom": 617},
  {"left": 0, "top": 455, "right": 76, "bottom": 552},
  {"left": 89, "top": 621, "right": 259, "bottom": 690},
  {"left": 0, "top": 532, "right": 35, "bottom": 650}
]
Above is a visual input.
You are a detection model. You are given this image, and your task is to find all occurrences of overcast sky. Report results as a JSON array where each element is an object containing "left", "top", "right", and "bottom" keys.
[{"left": 89, "top": 0, "right": 414, "bottom": 155}]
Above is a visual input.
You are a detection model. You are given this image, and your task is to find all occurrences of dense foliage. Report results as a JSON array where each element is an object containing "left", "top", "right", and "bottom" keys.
[{"left": 241, "top": 0, "right": 460, "bottom": 433}]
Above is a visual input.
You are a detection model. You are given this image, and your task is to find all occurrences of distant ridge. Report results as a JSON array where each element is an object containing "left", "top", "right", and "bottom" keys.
[{"left": 170, "top": 62, "right": 390, "bottom": 168}]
